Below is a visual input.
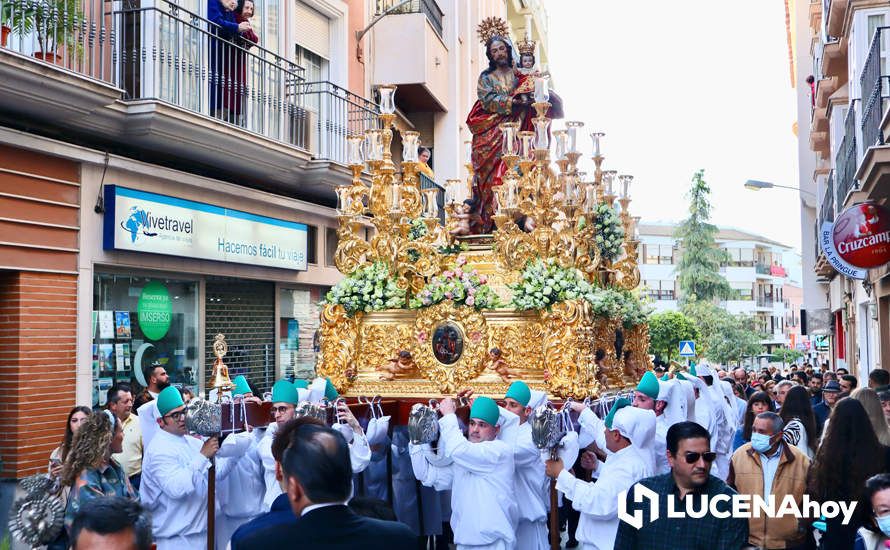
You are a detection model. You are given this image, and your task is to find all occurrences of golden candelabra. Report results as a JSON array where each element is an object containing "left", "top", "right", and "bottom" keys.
[{"left": 333, "top": 85, "right": 446, "bottom": 296}]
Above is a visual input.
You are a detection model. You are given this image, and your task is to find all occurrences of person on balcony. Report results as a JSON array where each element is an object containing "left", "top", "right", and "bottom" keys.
[
  {"left": 208, "top": 0, "right": 254, "bottom": 123},
  {"left": 418, "top": 147, "right": 435, "bottom": 179},
  {"left": 227, "top": 0, "right": 259, "bottom": 126}
]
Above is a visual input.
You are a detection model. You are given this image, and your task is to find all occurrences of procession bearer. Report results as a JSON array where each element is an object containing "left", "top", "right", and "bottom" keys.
[
  {"left": 545, "top": 400, "right": 656, "bottom": 550},
  {"left": 502, "top": 381, "right": 549, "bottom": 550},
  {"left": 410, "top": 395, "right": 518, "bottom": 550},
  {"left": 141, "top": 386, "right": 224, "bottom": 549}
]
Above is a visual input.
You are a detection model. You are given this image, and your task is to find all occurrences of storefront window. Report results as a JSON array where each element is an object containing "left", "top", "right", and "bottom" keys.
[
  {"left": 279, "top": 288, "right": 323, "bottom": 382},
  {"left": 92, "top": 274, "right": 199, "bottom": 407}
]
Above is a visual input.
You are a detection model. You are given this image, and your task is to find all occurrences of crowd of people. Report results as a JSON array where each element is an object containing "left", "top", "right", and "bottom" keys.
[{"left": 42, "top": 359, "right": 890, "bottom": 550}]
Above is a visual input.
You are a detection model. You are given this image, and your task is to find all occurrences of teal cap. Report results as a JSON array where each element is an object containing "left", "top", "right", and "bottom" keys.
[
  {"left": 324, "top": 378, "right": 339, "bottom": 401},
  {"left": 469, "top": 396, "right": 500, "bottom": 427},
  {"left": 604, "top": 397, "right": 632, "bottom": 429},
  {"left": 157, "top": 386, "right": 185, "bottom": 416},
  {"left": 293, "top": 379, "right": 309, "bottom": 390},
  {"left": 636, "top": 371, "right": 660, "bottom": 400},
  {"left": 660, "top": 374, "right": 670, "bottom": 382},
  {"left": 232, "top": 375, "right": 251, "bottom": 396},
  {"left": 689, "top": 363, "right": 697, "bottom": 376},
  {"left": 505, "top": 381, "right": 531, "bottom": 407},
  {"left": 676, "top": 373, "right": 687, "bottom": 381},
  {"left": 272, "top": 379, "right": 299, "bottom": 405}
]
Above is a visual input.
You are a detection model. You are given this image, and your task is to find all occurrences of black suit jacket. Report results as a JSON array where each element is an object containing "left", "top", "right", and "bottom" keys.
[{"left": 234, "top": 504, "right": 416, "bottom": 550}]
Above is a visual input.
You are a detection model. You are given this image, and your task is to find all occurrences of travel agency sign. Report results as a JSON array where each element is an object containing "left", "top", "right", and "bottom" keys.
[
  {"left": 103, "top": 185, "right": 309, "bottom": 270},
  {"left": 820, "top": 201, "right": 890, "bottom": 279}
]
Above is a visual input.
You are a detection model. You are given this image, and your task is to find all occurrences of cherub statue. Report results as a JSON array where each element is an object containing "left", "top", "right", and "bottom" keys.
[
  {"left": 486, "top": 347, "right": 516, "bottom": 383},
  {"left": 449, "top": 199, "right": 476, "bottom": 237},
  {"left": 379, "top": 350, "right": 416, "bottom": 381}
]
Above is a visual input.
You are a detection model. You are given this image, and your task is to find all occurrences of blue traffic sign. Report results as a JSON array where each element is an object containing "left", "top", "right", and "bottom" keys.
[{"left": 679, "top": 340, "right": 696, "bottom": 357}]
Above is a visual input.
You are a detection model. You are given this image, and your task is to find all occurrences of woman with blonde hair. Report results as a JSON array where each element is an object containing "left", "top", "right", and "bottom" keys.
[
  {"left": 61, "top": 410, "right": 136, "bottom": 533},
  {"left": 853, "top": 387, "right": 890, "bottom": 446}
]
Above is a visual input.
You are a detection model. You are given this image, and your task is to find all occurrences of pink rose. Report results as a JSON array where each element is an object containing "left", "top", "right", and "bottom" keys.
[
  {"left": 455, "top": 268, "right": 464, "bottom": 278},
  {"left": 456, "top": 256, "right": 467, "bottom": 266},
  {"left": 445, "top": 292, "right": 453, "bottom": 299},
  {"left": 479, "top": 274, "right": 488, "bottom": 284},
  {"left": 467, "top": 287, "right": 476, "bottom": 296},
  {"left": 466, "top": 296, "right": 475, "bottom": 306},
  {"left": 443, "top": 271, "right": 454, "bottom": 279}
]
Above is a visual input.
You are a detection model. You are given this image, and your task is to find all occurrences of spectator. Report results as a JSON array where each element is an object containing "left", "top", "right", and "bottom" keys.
[
  {"left": 824, "top": 369, "right": 838, "bottom": 382},
  {"left": 47, "top": 406, "right": 91, "bottom": 550},
  {"left": 880, "top": 387, "right": 890, "bottom": 426},
  {"left": 763, "top": 380, "right": 777, "bottom": 403},
  {"left": 732, "top": 368, "right": 755, "bottom": 399},
  {"left": 840, "top": 374, "right": 858, "bottom": 395},
  {"left": 813, "top": 380, "right": 841, "bottom": 436},
  {"left": 779, "top": 385, "right": 817, "bottom": 459},
  {"left": 853, "top": 388, "right": 890, "bottom": 446},
  {"left": 230, "top": 416, "right": 324, "bottom": 548},
  {"left": 775, "top": 380, "right": 794, "bottom": 409},
  {"left": 806, "top": 75, "right": 816, "bottom": 107},
  {"left": 733, "top": 391, "right": 774, "bottom": 451},
  {"left": 869, "top": 369, "right": 890, "bottom": 390},
  {"left": 228, "top": 0, "right": 259, "bottom": 126},
  {"left": 808, "top": 371, "right": 823, "bottom": 406},
  {"left": 208, "top": 0, "right": 254, "bottom": 122},
  {"left": 236, "top": 423, "right": 414, "bottom": 548},
  {"left": 731, "top": 383, "right": 747, "bottom": 425},
  {"left": 614, "top": 421, "right": 748, "bottom": 549},
  {"left": 808, "top": 398, "right": 890, "bottom": 548},
  {"left": 106, "top": 383, "right": 142, "bottom": 491},
  {"left": 418, "top": 147, "right": 435, "bottom": 179},
  {"left": 61, "top": 411, "right": 136, "bottom": 532},
  {"left": 728, "top": 412, "right": 811, "bottom": 550},
  {"left": 69, "top": 496, "right": 153, "bottom": 550},
  {"left": 854, "top": 473, "right": 890, "bottom": 550},
  {"left": 791, "top": 371, "right": 808, "bottom": 387},
  {"left": 838, "top": 367, "right": 850, "bottom": 376}
]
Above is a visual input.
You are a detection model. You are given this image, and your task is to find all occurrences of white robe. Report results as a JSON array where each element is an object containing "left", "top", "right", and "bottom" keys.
[
  {"left": 577, "top": 408, "right": 610, "bottom": 478},
  {"left": 410, "top": 413, "right": 518, "bottom": 548},
  {"left": 215, "top": 430, "right": 264, "bottom": 550},
  {"left": 141, "top": 429, "right": 231, "bottom": 549},
  {"left": 258, "top": 420, "right": 372, "bottom": 511},
  {"left": 511, "top": 422, "right": 548, "bottom": 550},
  {"left": 653, "top": 415, "right": 670, "bottom": 475},
  {"left": 555, "top": 444, "right": 653, "bottom": 550}
]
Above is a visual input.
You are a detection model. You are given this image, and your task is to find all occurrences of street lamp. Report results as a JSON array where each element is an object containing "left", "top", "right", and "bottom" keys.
[{"left": 743, "top": 179, "right": 816, "bottom": 197}]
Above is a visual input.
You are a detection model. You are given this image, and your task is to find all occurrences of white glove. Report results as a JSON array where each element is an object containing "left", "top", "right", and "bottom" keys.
[{"left": 558, "top": 431, "right": 580, "bottom": 468}]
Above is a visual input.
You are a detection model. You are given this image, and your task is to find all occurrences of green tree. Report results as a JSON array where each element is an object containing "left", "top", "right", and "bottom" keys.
[
  {"left": 774, "top": 348, "right": 804, "bottom": 364},
  {"left": 648, "top": 310, "right": 699, "bottom": 361},
  {"left": 674, "top": 170, "right": 731, "bottom": 303},
  {"left": 683, "top": 300, "right": 764, "bottom": 365}
]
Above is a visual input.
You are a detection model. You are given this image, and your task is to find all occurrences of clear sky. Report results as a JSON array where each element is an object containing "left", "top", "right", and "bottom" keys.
[{"left": 547, "top": 0, "right": 802, "bottom": 252}]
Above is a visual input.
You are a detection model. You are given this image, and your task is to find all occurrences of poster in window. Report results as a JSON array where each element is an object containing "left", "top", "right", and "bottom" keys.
[
  {"left": 115, "top": 311, "right": 132, "bottom": 339},
  {"left": 97, "top": 377, "right": 113, "bottom": 406},
  {"left": 287, "top": 319, "right": 299, "bottom": 350},
  {"left": 98, "top": 311, "right": 114, "bottom": 339},
  {"left": 98, "top": 344, "right": 114, "bottom": 372},
  {"left": 115, "top": 343, "right": 126, "bottom": 371}
]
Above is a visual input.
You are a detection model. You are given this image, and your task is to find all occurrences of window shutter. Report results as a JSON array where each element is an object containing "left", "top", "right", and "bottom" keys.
[{"left": 294, "top": 1, "right": 330, "bottom": 59}]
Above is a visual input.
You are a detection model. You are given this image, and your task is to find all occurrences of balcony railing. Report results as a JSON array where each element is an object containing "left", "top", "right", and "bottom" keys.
[
  {"left": 860, "top": 27, "right": 890, "bottom": 151},
  {"left": 756, "top": 297, "right": 775, "bottom": 308},
  {"left": 755, "top": 263, "right": 772, "bottom": 275},
  {"left": 375, "top": 0, "right": 443, "bottom": 37},
  {"left": 297, "top": 80, "right": 379, "bottom": 164},
  {"left": 835, "top": 102, "right": 858, "bottom": 206},
  {"left": 0, "top": 0, "right": 380, "bottom": 163}
]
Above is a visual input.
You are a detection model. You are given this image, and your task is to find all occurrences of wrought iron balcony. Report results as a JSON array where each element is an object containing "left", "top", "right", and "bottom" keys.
[
  {"left": 375, "top": 0, "right": 443, "bottom": 37},
  {"left": 834, "top": 103, "right": 858, "bottom": 208},
  {"left": 0, "top": 0, "right": 379, "bottom": 164},
  {"left": 860, "top": 27, "right": 890, "bottom": 152}
]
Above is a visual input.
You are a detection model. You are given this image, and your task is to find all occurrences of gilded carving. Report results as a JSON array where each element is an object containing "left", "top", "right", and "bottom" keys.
[{"left": 411, "top": 301, "right": 489, "bottom": 393}]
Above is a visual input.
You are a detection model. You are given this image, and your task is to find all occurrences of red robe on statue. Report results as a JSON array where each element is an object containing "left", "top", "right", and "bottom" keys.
[{"left": 466, "top": 70, "right": 563, "bottom": 234}]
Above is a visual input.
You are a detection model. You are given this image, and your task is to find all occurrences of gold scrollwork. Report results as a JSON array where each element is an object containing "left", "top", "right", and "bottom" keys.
[
  {"left": 316, "top": 304, "right": 360, "bottom": 393},
  {"left": 411, "top": 301, "right": 489, "bottom": 393},
  {"left": 541, "top": 300, "right": 600, "bottom": 398}
]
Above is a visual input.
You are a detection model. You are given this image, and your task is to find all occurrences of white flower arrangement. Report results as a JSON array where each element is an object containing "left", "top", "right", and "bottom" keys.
[
  {"left": 323, "top": 261, "right": 406, "bottom": 315},
  {"left": 409, "top": 256, "right": 500, "bottom": 310},
  {"left": 509, "top": 259, "right": 597, "bottom": 310},
  {"left": 593, "top": 203, "right": 626, "bottom": 262}
]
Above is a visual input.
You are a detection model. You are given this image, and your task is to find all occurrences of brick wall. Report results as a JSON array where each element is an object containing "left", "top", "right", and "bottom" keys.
[
  {"left": 0, "top": 145, "right": 79, "bottom": 478},
  {"left": 0, "top": 272, "right": 77, "bottom": 477}
]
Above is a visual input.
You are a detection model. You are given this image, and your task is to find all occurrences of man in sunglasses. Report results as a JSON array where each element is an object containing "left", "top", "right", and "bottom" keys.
[
  {"left": 545, "top": 398, "right": 656, "bottom": 550},
  {"left": 614, "top": 421, "right": 748, "bottom": 550},
  {"left": 727, "top": 412, "right": 811, "bottom": 550},
  {"left": 140, "top": 385, "right": 224, "bottom": 549}
]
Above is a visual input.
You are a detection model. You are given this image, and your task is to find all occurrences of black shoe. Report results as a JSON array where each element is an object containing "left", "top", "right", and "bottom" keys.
[{"left": 566, "top": 540, "right": 579, "bottom": 548}]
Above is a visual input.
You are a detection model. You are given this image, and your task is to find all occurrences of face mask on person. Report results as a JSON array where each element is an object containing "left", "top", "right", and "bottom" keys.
[
  {"left": 876, "top": 514, "right": 890, "bottom": 537},
  {"left": 751, "top": 432, "right": 773, "bottom": 453}
]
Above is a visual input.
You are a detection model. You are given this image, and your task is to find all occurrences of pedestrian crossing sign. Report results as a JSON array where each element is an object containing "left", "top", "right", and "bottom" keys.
[{"left": 679, "top": 340, "right": 696, "bottom": 357}]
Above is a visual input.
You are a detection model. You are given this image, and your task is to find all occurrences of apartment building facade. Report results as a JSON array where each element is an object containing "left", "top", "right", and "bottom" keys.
[
  {"left": 791, "top": 0, "right": 889, "bottom": 383},
  {"left": 639, "top": 223, "right": 798, "bottom": 352},
  {"left": 0, "top": 0, "right": 549, "bottom": 482}
]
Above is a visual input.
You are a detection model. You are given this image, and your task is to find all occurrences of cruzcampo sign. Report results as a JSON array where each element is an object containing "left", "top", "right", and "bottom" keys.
[
  {"left": 137, "top": 281, "right": 172, "bottom": 341},
  {"left": 833, "top": 202, "right": 890, "bottom": 269}
]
